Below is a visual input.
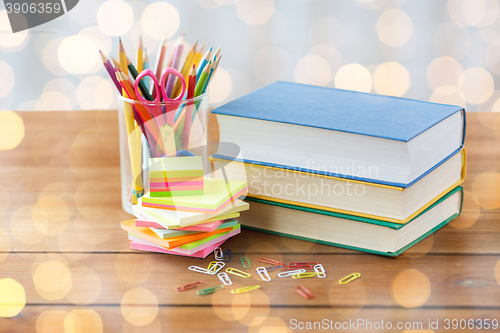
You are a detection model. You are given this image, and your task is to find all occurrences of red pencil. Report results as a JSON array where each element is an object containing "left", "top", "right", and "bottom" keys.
[{"left": 183, "top": 64, "right": 197, "bottom": 147}]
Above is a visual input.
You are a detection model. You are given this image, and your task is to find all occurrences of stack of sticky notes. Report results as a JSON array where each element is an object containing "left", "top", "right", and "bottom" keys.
[
  {"left": 122, "top": 165, "right": 249, "bottom": 258},
  {"left": 149, "top": 156, "right": 204, "bottom": 197}
]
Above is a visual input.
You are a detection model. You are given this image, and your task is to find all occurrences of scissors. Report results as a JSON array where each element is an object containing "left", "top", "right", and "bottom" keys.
[{"left": 134, "top": 68, "right": 187, "bottom": 157}]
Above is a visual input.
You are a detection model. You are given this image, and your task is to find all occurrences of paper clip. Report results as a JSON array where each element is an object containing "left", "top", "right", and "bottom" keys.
[
  {"left": 218, "top": 272, "right": 232, "bottom": 286},
  {"left": 292, "top": 272, "right": 319, "bottom": 279},
  {"left": 230, "top": 285, "right": 260, "bottom": 294},
  {"left": 208, "top": 261, "right": 225, "bottom": 274},
  {"left": 282, "top": 262, "right": 318, "bottom": 270},
  {"left": 255, "top": 267, "right": 271, "bottom": 282},
  {"left": 207, "top": 261, "right": 218, "bottom": 270},
  {"left": 278, "top": 269, "right": 306, "bottom": 278},
  {"left": 240, "top": 257, "right": 251, "bottom": 269},
  {"left": 314, "top": 264, "right": 326, "bottom": 278},
  {"left": 196, "top": 285, "right": 224, "bottom": 296},
  {"left": 175, "top": 281, "right": 203, "bottom": 292},
  {"left": 258, "top": 257, "right": 284, "bottom": 266},
  {"left": 339, "top": 273, "right": 361, "bottom": 284},
  {"left": 223, "top": 249, "right": 232, "bottom": 262},
  {"left": 256, "top": 265, "right": 282, "bottom": 273},
  {"left": 214, "top": 247, "right": 223, "bottom": 260},
  {"left": 226, "top": 267, "right": 251, "bottom": 278},
  {"left": 188, "top": 265, "right": 215, "bottom": 275},
  {"left": 296, "top": 286, "right": 315, "bottom": 299}
]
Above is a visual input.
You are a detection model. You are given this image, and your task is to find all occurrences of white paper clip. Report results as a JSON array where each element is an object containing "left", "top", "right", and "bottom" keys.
[
  {"left": 208, "top": 261, "right": 225, "bottom": 275},
  {"left": 314, "top": 264, "right": 326, "bottom": 278},
  {"left": 218, "top": 272, "right": 232, "bottom": 286},
  {"left": 214, "top": 247, "right": 223, "bottom": 260},
  {"left": 256, "top": 267, "right": 271, "bottom": 282},
  {"left": 278, "top": 269, "right": 306, "bottom": 278},
  {"left": 189, "top": 265, "right": 215, "bottom": 275}
]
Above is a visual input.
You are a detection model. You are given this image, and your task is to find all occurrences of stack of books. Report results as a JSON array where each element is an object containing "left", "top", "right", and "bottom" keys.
[
  {"left": 122, "top": 176, "right": 249, "bottom": 258},
  {"left": 211, "top": 81, "right": 466, "bottom": 256}
]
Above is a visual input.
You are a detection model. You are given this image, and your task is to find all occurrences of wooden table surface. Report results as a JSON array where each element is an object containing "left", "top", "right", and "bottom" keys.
[{"left": 0, "top": 111, "right": 499, "bottom": 332}]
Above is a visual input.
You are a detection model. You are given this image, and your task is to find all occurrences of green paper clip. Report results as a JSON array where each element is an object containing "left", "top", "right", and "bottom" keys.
[
  {"left": 196, "top": 285, "right": 224, "bottom": 296},
  {"left": 240, "top": 257, "right": 251, "bottom": 269},
  {"left": 226, "top": 267, "right": 251, "bottom": 278}
]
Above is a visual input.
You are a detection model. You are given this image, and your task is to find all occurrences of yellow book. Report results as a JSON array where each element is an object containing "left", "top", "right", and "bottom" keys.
[{"left": 212, "top": 149, "right": 466, "bottom": 224}]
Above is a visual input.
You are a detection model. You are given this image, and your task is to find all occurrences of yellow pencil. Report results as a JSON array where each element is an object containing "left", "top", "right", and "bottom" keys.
[
  {"left": 118, "top": 37, "right": 128, "bottom": 76},
  {"left": 137, "top": 34, "right": 144, "bottom": 73},
  {"left": 111, "top": 56, "right": 120, "bottom": 69}
]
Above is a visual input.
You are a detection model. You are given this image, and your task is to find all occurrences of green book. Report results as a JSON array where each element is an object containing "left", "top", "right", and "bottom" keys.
[{"left": 239, "top": 186, "right": 463, "bottom": 257}]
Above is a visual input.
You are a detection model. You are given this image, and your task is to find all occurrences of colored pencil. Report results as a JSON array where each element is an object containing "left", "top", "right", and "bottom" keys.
[
  {"left": 195, "top": 60, "right": 211, "bottom": 97},
  {"left": 154, "top": 35, "right": 168, "bottom": 85},
  {"left": 165, "top": 33, "right": 185, "bottom": 98},
  {"left": 137, "top": 35, "right": 144, "bottom": 73},
  {"left": 201, "top": 57, "right": 217, "bottom": 94},
  {"left": 143, "top": 48, "right": 150, "bottom": 90},
  {"left": 127, "top": 56, "right": 153, "bottom": 101},
  {"left": 118, "top": 37, "right": 128, "bottom": 76},
  {"left": 173, "top": 40, "right": 197, "bottom": 98},
  {"left": 167, "top": 32, "right": 183, "bottom": 68},
  {"left": 116, "top": 69, "right": 165, "bottom": 154},
  {"left": 99, "top": 50, "right": 121, "bottom": 92},
  {"left": 183, "top": 64, "right": 197, "bottom": 147},
  {"left": 196, "top": 46, "right": 212, "bottom": 84}
]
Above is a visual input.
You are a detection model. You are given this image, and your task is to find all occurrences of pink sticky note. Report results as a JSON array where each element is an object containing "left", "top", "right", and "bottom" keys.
[
  {"left": 130, "top": 239, "right": 226, "bottom": 258},
  {"left": 135, "top": 218, "right": 223, "bottom": 232}
]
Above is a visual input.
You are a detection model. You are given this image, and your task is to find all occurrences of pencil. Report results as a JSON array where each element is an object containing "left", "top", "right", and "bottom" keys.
[
  {"left": 111, "top": 56, "right": 120, "bottom": 69},
  {"left": 127, "top": 56, "right": 153, "bottom": 101},
  {"left": 99, "top": 50, "right": 121, "bottom": 92},
  {"left": 165, "top": 33, "right": 185, "bottom": 98},
  {"left": 183, "top": 64, "right": 197, "bottom": 147},
  {"left": 173, "top": 40, "right": 197, "bottom": 97},
  {"left": 198, "top": 43, "right": 205, "bottom": 54},
  {"left": 137, "top": 35, "right": 144, "bottom": 73},
  {"left": 167, "top": 32, "right": 183, "bottom": 68},
  {"left": 195, "top": 60, "right": 211, "bottom": 97},
  {"left": 118, "top": 37, "right": 128, "bottom": 76},
  {"left": 192, "top": 42, "right": 205, "bottom": 68},
  {"left": 143, "top": 48, "right": 150, "bottom": 90},
  {"left": 201, "top": 57, "right": 217, "bottom": 94},
  {"left": 116, "top": 69, "right": 165, "bottom": 154},
  {"left": 154, "top": 35, "right": 168, "bottom": 85},
  {"left": 116, "top": 69, "right": 144, "bottom": 199},
  {"left": 208, "top": 55, "right": 222, "bottom": 86},
  {"left": 196, "top": 46, "right": 212, "bottom": 84}
]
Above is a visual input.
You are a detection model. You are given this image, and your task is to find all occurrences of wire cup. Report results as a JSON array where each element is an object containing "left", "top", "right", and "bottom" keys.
[{"left": 117, "top": 92, "right": 210, "bottom": 214}]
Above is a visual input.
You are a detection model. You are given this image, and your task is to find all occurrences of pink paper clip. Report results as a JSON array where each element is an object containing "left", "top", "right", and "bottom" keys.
[
  {"left": 296, "top": 286, "right": 315, "bottom": 299},
  {"left": 175, "top": 281, "right": 203, "bottom": 292}
]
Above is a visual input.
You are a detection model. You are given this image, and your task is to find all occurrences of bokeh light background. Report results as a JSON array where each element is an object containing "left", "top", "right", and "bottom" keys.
[
  {"left": 1, "top": 0, "right": 500, "bottom": 111},
  {"left": 0, "top": 0, "right": 500, "bottom": 331}
]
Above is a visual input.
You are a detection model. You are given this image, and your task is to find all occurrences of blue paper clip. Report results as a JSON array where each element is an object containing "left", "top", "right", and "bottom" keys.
[{"left": 223, "top": 249, "right": 231, "bottom": 262}]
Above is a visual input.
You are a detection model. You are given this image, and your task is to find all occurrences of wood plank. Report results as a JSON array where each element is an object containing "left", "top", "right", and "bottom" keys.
[
  {"left": 1, "top": 111, "right": 499, "bottom": 255},
  {"left": 1, "top": 305, "right": 499, "bottom": 333},
  {"left": 0, "top": 252, "right": 499, "bottom": 307}
]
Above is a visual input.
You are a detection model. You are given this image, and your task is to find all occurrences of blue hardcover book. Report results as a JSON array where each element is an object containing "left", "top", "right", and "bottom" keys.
[{"left": 212, "top": 81, "right": 466, "bottom": 187}]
